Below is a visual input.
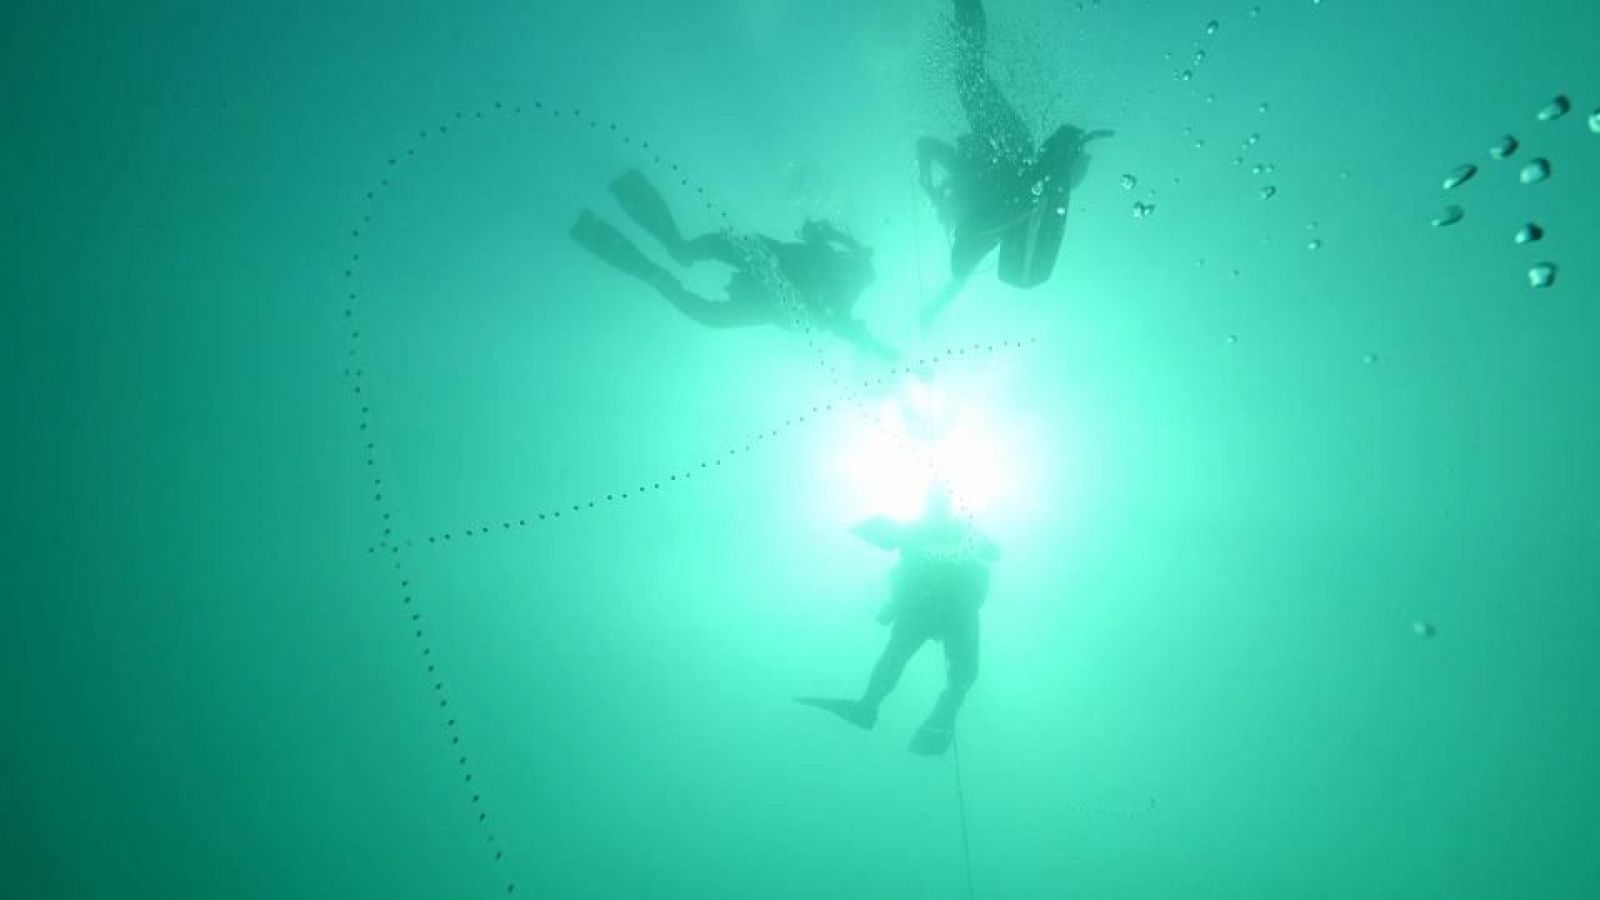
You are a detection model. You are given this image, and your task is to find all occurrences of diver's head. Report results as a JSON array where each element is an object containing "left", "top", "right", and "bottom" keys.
[
  {"left": 923, "top": 481, "right": 955, "bottom": 519},
  {"left": 1041, "top": 124, "right": 1114, "bottom": 165}
]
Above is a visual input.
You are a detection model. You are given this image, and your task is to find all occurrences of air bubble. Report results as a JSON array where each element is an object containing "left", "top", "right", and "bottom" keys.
[
  {"left": 1259, "top": 186, "right": 1277, "bottom": 200},
  {"left": 1132, "top": 201, "right": 1156, "bottom": 218},
  {"left": 1205, "top": 19, "right": 1219, "bottom": 34},
  {"left": 1442, "top": 164, "right": 1476, "bottom": 190},
  {"left": 1257, "top": 101, "right": 1270, "bottom": 114},
  {"left": 1519, "top": 158, "right": 1550, "bottom": 185},
  {"left": 1536, "top": 95, "right": 1570, "bottom": 122},
  {"left": 1120, "top": 173, "right": 1138, "bottom": 190},
  {"left": 1590, "top": 109, "right": 1600, "bottom": 133},
  {"left": 1527, "top": 263, "right": 1557, "bottom": 288},
  {"left": 1412, "top": 620, "right": 1435, "bottom": 638},
  {"left": 1488, "top": 135, "right": 1518, "bottom": 159},
  {"left": 1513, "top": 223, "right": 1544, "bottom": 244},
  {"left": 1307, "top": 239, "right": 1323, "bottom": 251},
  {"left": 1431, "top": 205, "right": 1464, "bottom": 228}
]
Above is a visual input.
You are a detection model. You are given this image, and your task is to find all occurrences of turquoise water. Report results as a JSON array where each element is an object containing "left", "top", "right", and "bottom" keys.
[{"left": 5, "top": 1, "right": 1598, "bottom": 897}]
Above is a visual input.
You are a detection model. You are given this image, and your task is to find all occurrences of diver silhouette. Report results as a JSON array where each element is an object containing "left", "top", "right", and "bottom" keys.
[
  {"left": 917, "top": 0, "right": 1113, "bottom": 326},
  {"left": 571, "top": 169, "right": 897, "bottom": 360},
  {"left": 797, "top": 483, "right": 999, "bottom": 756}
]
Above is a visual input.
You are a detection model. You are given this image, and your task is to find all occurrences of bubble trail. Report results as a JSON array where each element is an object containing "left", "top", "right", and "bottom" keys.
[
  {"left": 1442, "top": 164, "right": 1476, "bottom": 190},
  {"left": 1489, "top": 135, "right": 1518, "bottom": 159},
  {"left": 1536, "top": 95, "right": 1570, "bottom": 122}
]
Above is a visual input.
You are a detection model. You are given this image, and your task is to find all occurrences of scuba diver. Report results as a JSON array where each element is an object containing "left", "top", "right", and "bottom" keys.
[
  {"left": 571, "top": 169, "right": 897, "bottom": 360},
  {"left": 797, "top": 482, "right": 999, "bottom": 756},
  {"left": 917, "top": 0, "right": 1113, "bottom": 326}
]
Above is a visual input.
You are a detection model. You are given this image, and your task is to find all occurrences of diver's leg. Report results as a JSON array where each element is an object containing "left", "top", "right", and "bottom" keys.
[
  {"left": 662, "top": 290, "right": 774, "bottom": 328},
  {"left": 680, "top": 231, "right": 748, "bottom": 267},
  {"left": 950, "top": 0, "right": 1032, "bottom": 156},
  {"left": 570, "top": 210, "right": 680, "bottom": 294},
  {"left": 860, "top": 622, "right": 927, "bottom": 720},
  {"left": 610, "top": 169, "right": 696, "bottom": 265},
  {"left": 909, "top": 610, "right": 979, "bottom": 755}
]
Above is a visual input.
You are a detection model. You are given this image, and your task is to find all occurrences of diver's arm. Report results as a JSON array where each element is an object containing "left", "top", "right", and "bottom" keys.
[{"left": 852, "top": 516, "right": 905, "bottom": 550}]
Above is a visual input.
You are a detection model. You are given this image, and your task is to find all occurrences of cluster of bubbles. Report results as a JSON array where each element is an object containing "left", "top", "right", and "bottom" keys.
[
  {"left": 1147, "top": 14, "right": 1288, "bottom": 222},
  {"left": 1435, "top": 94, "right": 1581, "bottom": 289}
]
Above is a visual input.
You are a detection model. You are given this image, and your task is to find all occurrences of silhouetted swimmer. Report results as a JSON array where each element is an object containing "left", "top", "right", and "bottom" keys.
[
  {"left": 797, "top": 482, "right": 999, "bottom": 756},
  {"left": 571, "top": 169, "right": 897, "bottom": 360},
  {"left": 917, "top": 0, "right": 1112, "bottom": 326}
]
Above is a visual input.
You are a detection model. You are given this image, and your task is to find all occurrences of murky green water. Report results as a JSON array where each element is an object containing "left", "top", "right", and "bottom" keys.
[{"left": 5, "top": 1, "right": 1598, "bottom": 897}]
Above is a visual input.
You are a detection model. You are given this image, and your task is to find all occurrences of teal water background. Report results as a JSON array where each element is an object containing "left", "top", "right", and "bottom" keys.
[{"left": 4, "top": 1, "right": 1598, "bottom": 897}]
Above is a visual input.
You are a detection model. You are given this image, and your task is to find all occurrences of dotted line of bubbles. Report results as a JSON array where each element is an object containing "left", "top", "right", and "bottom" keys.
[
  {"left": 342, "top": 96, "right": 1039, "bottom": 896},
  {"left": 397, "top": 337, "right": 1037, "bottom": 550}
]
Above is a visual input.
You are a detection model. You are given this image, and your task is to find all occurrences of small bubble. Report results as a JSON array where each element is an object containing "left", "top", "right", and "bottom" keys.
[
  {"left": 1225, "top": 333, "right": 1239, "bottom": 345},
  {"left": 1488, "top": 134, "right": 1519, "bottom": 159},
  {"left": 1244, "top": 133, "right": 1260, "bottom": 147},
  {"left": 1362, "top": 352, "right": 1379, "bottom": 365},
  {"left": 1120, "top": 173, "right": 1138, "bottom": 190},
  {"left": 1259, "top": 186, "right": 1277, "bottom": 200},
  {"left": 1204, "top": 93, "right": 1217, "bottom": 104},
  {"left": 1442, "top": 164, "right": 1476, "bottom": 190},
  {"left": 1527, "top": 263, "right": 1557, "bottom": 288},
  {"left": 1411, "top": 620, "right": 1435, "bottom": 638},
  {"left": 1307, "top": 238, "right": 1323, "bottom": 251},
  {"left": 1590, "top": 109, "right": 1600, "bottom": 133},
  {"left": 1536, "top": 95, "right": 1571, "bottom": 122},
  {"left": 1205, "top": 19, "right": 1219, "bottom": 35},
  {"left": 1132, "top": 201, "right": 1156, "bottom": 218},
  {"left": 1179, "top": 69, "right": 1194, "bottom": 82},
  {"left": 1257, "top": 101, "right": 1271, "bottom": 114},
  {"left": 1519, "top": 158, "right": 1551, "bottom": 185},
  {"left": 1431, "top": 205, "right": 1464, "bottom": 228},
  {"left": 1513, "top": 223, "right": 1544, "bottom": 244},
  {"left": 1193, "top": 50, "right": 1207, "bottom": 65}
]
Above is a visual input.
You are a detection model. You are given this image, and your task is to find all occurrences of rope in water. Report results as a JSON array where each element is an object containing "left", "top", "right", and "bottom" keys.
[{"left": 952, "top": 733, "right": 978, "bottom": 900}]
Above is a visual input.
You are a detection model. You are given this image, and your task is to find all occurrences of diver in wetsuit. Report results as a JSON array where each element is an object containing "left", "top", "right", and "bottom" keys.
[
  {"left": 917, "top": 0, "right": 1113, "bottom": 325},
  {"left": 571, "top": 169, "right": 897, "bottom": 360},
  {"left": 797, "top": 483, "right": 999, "bottom": 756}
]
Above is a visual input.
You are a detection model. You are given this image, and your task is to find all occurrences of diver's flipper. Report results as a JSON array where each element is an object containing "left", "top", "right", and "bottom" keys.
[
  {"left": 908, "top": 722, "right": 954, "bottom": 756},
  {"left": 794, "top": 696, "right": 877, "bottom": 730},
  {"left": 610, "top": 169, "right": 691, "bottom": 265},
  {"left": 571, "top": 210, "right": 679, "bottom": 293}
]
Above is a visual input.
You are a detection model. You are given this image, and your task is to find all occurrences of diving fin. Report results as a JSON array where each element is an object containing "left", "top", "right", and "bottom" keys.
[
  {"left": 794, "top": 696, "right": 877, "bottom": 730},
  {"left": 908, "top": 722, "right": 954, "bottom": 756},
  {"left": 570, "top": 209, "right": 680, "bottom": 293},
  {"left": 610, "top": 169, "right": 692, "bottom": 265}
]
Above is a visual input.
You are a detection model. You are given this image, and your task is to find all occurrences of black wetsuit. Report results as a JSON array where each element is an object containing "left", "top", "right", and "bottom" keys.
[{"left": 861, "top": 517, "right": 995, "bottom": 739}]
